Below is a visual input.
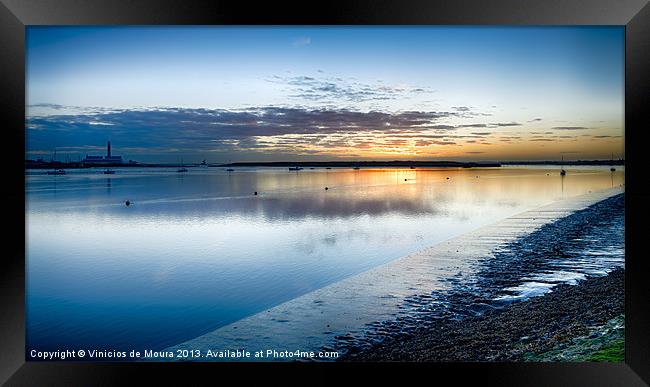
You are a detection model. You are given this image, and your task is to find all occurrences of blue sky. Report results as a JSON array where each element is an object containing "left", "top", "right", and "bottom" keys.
[{"left": 26, "top": 26, "right": 624, "bottom": 162}]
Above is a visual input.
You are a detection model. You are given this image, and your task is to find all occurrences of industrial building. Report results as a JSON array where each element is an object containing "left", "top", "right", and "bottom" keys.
[{"left": 83, "top": 141, "right": 123, "bottom": 165}]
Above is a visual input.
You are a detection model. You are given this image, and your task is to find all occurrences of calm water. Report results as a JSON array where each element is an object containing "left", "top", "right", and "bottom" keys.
[{"left": 26, "top": 166, "right": 624, "bottom": 352}]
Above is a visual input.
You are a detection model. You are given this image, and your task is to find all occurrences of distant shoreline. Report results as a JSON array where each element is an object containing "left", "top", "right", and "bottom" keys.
[
  {"left": 500, "top": 160, "right": 624, "bottom": 166},
  {"left": 215, "top": 161, "right": 502, "bottom": 168},
  {"left": 25, "top": 159, "right": 624, "bottom": 170}
]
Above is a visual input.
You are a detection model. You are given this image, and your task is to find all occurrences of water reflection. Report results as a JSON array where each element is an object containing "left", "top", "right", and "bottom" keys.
[
  {"left": 105, "top": 188, "right": 448, "bottom": 219},
  {"left": 25, "top": 166, "right": 625, "bottom": 353},
  {"left": 28, "top": 167, "right": 625, "bottom": 219}
]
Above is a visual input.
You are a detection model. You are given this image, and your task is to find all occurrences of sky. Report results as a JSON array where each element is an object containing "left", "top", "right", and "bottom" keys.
[{"left": 26, "top": 26, "right": 624, "bottom": 163}]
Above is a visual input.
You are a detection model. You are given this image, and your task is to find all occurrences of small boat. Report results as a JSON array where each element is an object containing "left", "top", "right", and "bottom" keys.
[
  {"left": 610, "top": 167, "right": 616, "bottom": 172},
  {"left": 46, "top": 149, "right": 65, "bottom": 175},
  {"left": 325, "top": 167, "right": 332, "bottom": 170},
  {"left": 410, "top": 166, "right": 416, "bottom": 169},
  {"left": 288, "top": 167, "right": 303, "bottom": 171},
  {"left": 353, "top": 167, "right": 360, "bottom": 170},
  {"left": 177, "top": 158, "right": 188, "bottom": 172},
  {"left": 103, "top": 169, "right": 115, "bottom": 174},
  {"left": 226, "top": 168, "right": 235, "bottom": 172},
  {"left": 559, "top": 155, "right": 566, "bottom": 176}
]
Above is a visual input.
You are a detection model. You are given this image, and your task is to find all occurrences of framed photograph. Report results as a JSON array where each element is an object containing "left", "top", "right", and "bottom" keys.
[{"left": 2, "top": 0, "right": 649, "bottom": 384}]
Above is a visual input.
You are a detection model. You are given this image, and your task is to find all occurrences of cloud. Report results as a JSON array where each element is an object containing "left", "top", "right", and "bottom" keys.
[
  {"left": 414, "top": 140, "right": 456, "bottom": 147},
  {"left": 458, "top": 123, "right": 487, "bottom": 128},
  {"left": 457, "top": 122, "right": 520, "bottom": 129},
  {"left": 292, "top": 37, "right": 311, "bottom": 47},
  {"left": 552, "top": 126, "right": 589, "bottom": 130},
  {"left": 492, "top": 122, "right": 521, "bottom": 127},
  {"left": 26, "top": 106, "right": 468, "bottom": 159},
  {"left": 269, "top": 74, "right": 433, "bottom": 103},
  {"left": 26, "top": 104, "right": 549, "bottom": 162},
  {"left": 528, "top": 118, "right": 543, "bottom": 122},
  {"left": 388, "top": 134, "right": 447, "bottom": 138}
]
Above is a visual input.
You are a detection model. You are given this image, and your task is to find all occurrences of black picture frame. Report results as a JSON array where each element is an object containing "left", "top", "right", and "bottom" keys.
[{"left": 2, "top": 0, "right": 649, "bottom": 385}]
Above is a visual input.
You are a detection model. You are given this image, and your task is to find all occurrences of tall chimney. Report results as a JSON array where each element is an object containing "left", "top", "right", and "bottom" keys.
[{"left": 107, "top": 140, "right": 111, "bottom": 157}]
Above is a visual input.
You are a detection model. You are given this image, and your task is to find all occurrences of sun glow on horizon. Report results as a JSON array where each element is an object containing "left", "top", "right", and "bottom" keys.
[{"left": 26, "top": 26, "right": 624, "bottom": 163}]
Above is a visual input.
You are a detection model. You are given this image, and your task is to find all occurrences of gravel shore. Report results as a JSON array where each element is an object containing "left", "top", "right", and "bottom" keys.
[
  {"left": 343, "top": 194, "right": 625, "bottom": 362},
  {"left": 344, "top": 268, "right": 624, "bottom": 361}
]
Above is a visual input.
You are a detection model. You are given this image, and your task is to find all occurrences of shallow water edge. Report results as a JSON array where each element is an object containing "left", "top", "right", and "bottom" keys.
[{"left": 164, "top": 187, "right": 623, "bottom": 361}]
